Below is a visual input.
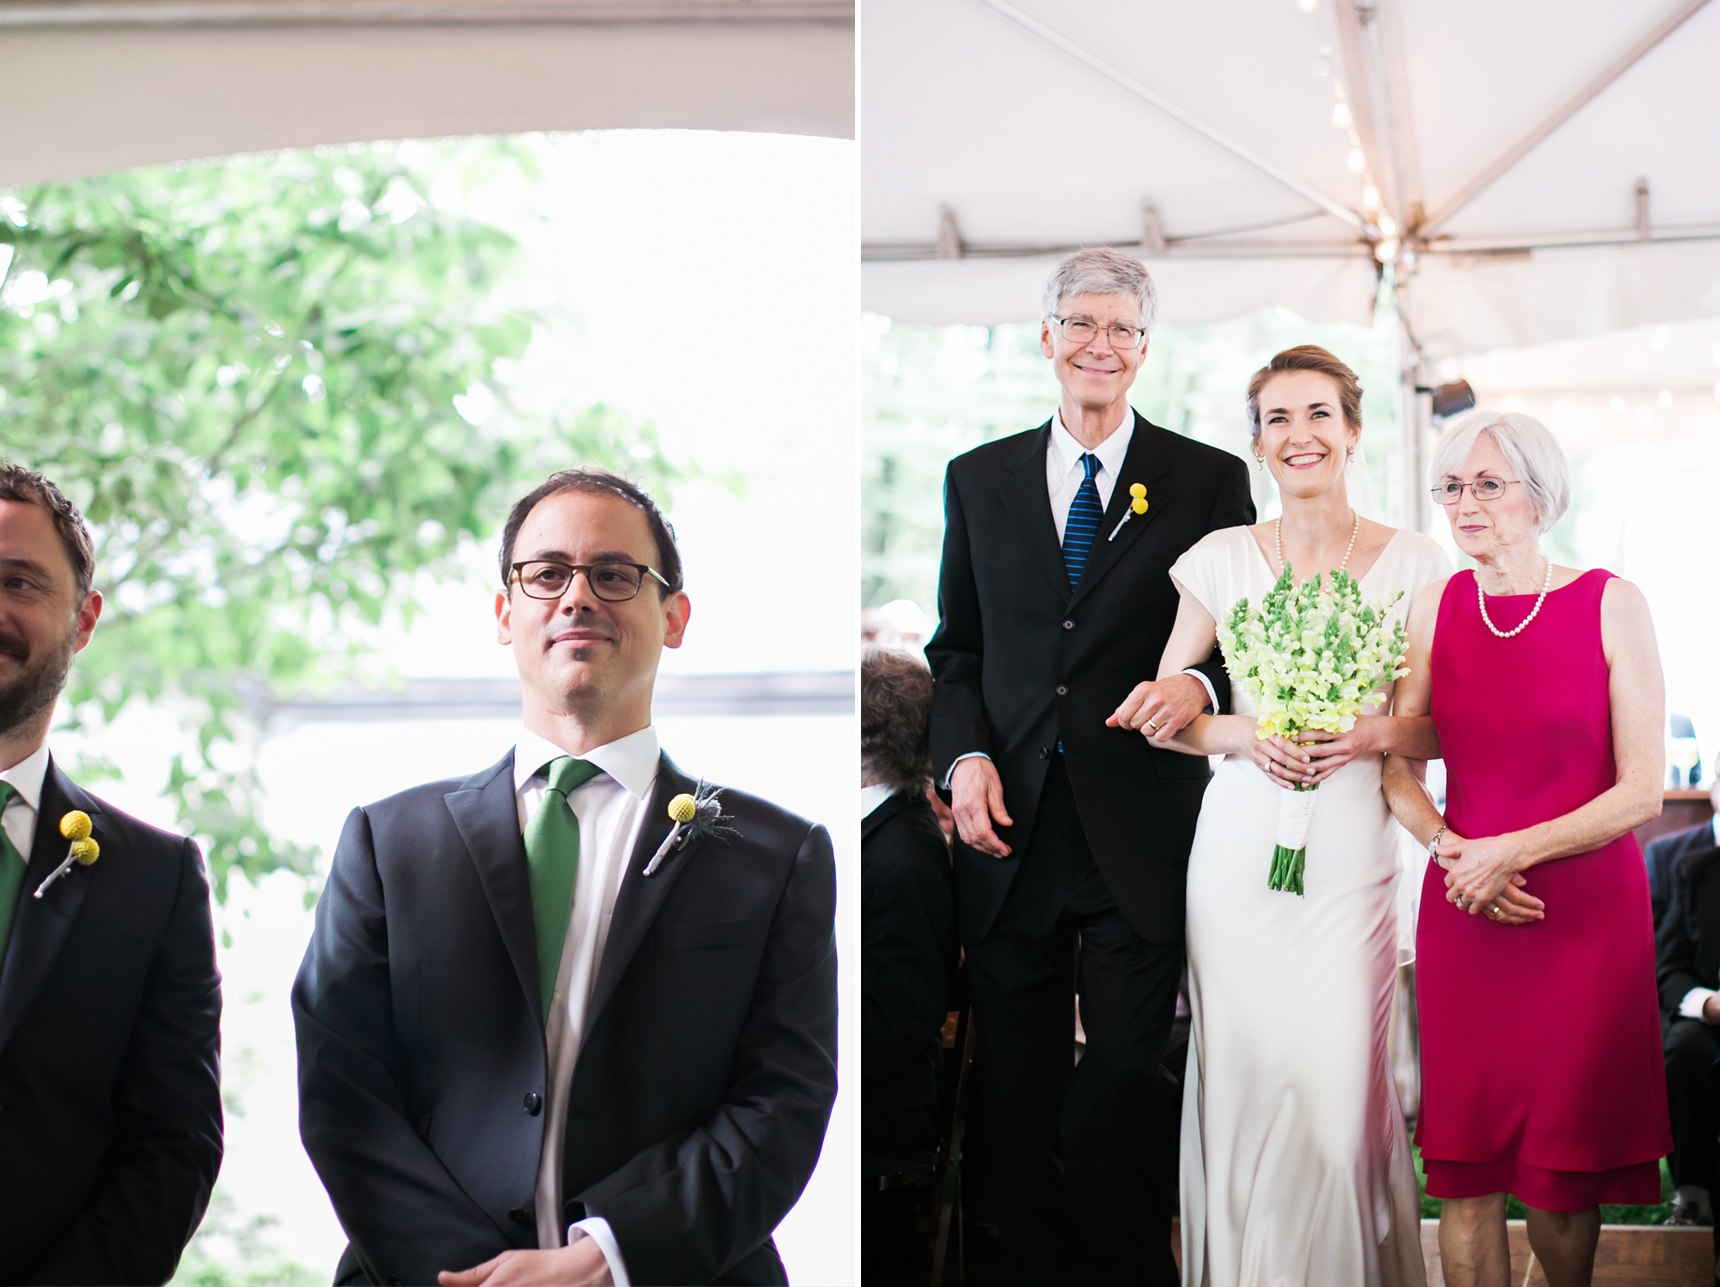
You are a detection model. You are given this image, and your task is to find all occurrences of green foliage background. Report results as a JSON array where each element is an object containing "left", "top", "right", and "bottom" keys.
[{"left": 0, "top": 142, "right": 691, "bottom": 902}]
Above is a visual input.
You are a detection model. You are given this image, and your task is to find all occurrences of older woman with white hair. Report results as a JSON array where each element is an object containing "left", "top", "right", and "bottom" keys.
[{"left": 1383, "top": 410, "right": 1671, "bottom": 1287}]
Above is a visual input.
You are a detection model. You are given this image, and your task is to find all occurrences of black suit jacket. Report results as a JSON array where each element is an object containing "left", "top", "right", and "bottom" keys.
[
  {"left": 0, "top": 758, "right": 223, "bottom": 1285},
  {"left": 293, "top": 750, "right": 838, "bottom": 1287},
  {"left": 1656, "top": 841, "right": 1720, "bottom": 1027},
  {"left": 1647, "top": 821, "right": 1716, "bottom": 930},
  {"left": 861, "top": 790, "right": 957, "bottom": 1178},
  {"left": 926, "top": 413, "right": 1255, "bottom": 943}
]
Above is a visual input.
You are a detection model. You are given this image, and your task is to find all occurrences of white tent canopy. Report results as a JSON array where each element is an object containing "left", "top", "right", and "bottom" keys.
[
  {"left": 0, "top": 0, "right": 853, "bottom": 189},
  {"left": 862, "top": 0, "right": 1720, "bottom": 356}
]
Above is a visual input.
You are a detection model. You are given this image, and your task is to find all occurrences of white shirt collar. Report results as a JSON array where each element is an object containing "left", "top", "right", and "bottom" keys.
[
  {"left": 1049, "top": 407, "right": 1135, "bottom": 482},
  {"left": 860, "top": 783, "right": 895, "bottom": 819},
  {"left": 513, "top": 725, "right": 661, "bottom": 801},
  {"left": 0, "top": 742, "right": 53, "bottom": 813}
]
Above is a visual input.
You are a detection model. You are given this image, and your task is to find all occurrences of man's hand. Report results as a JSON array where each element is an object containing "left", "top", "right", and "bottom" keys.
[
  {"left": 949, "top": 757, "right": 1014, "bottom": 859},
  {"left": 1701, "top": 993, "right": 1720, "bottom": 1025},
  {"left": 438, "top": 1241, "right": 612, "bottom": 1287},
  {"left": 1106, "top": 673, "right": 1208, "bottom": 742}
]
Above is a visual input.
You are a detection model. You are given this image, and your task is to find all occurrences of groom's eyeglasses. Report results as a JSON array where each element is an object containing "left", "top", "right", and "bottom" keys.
[
  {"left": 510, "top": 560, "right": 670, "bottom": 602},
  {"left": 1431, "top": 478, "right": 1522, "bottom": 505},
  {"left": 1049, "top": 317, "right": 1147, "bottom": 350}
]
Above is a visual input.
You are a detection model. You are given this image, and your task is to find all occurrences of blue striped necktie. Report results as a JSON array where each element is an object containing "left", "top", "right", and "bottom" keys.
[{"left": 1062, "top": 451, "right": 1103, "bottom": 587}]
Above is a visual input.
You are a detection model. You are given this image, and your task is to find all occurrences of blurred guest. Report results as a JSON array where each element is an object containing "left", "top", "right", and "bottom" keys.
[
  {"left": 1647, "top": 771, "right": 1720, "bottom": 930},
  {"left": 1653, "top": 780, "right": 1720, "bottom": 1229},
  {"left": 863, "top": 643, "right": 958, "bottom": 1287},
  {"left": 1384, "top": 410, "right": 1670, "bottom": 1286}
]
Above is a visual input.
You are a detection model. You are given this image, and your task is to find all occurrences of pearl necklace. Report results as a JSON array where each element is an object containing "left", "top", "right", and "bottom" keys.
[
  {"left": 1276, "top": 509, "right": 1359, "bottom": 579},
  {"left": 1477, "top": 558, "right": 1554, "bottom": 639}
]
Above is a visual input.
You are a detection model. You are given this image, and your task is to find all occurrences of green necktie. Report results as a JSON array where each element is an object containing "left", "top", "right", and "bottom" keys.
[
  {"left": 0, "top": 783, "right": 27, "bottom": 968},
  {"left": 523, "top": 757, "right": 602, "bottom": 1025}
]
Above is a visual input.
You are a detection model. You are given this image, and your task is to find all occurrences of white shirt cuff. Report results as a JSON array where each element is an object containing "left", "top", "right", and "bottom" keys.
[
  {"left": 569, "top": 1217, "right": 630, "bottom": 1287},
  {"left": 942, "top": 751, "right": 991, "bottom": 790},
  {"left": 1180, "top": 667, "right": 1219, "bottom": 714},
  {"left": 1680, "top": 987, "right": 1717, "bottom": 1022}
]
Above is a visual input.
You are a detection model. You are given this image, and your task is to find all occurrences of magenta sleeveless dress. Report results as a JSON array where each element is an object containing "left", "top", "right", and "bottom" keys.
[{"left": 1415, "top": 568, "right": 1670, "bottom": 1210}]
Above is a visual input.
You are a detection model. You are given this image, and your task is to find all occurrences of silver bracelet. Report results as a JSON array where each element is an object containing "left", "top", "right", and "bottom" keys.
[{"left": 1427, "top": 824, "right": 1449, "bottom": 861}]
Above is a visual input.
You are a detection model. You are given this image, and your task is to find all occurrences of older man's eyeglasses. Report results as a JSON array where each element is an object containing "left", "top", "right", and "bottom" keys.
[
  {"left": 510, "top": 560, "right": 670, "bottom": 602},
  {"left": 1050, "top": 317, "right": 1147, "bottom": 350},
  {"left": 1431, "top": 478, "right": 1522, "bottom": 505}
]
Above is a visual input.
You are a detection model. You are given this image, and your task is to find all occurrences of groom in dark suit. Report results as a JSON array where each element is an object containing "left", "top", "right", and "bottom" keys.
[
  {"left": 294, "top": 468, "right": 837, "bottom": 1287},
  {"left": 0, "top": 464, "right": 223, "bottom": 1284},
  {"left": 927, "top": 249, "right": 1253, "bottom": 1285}
]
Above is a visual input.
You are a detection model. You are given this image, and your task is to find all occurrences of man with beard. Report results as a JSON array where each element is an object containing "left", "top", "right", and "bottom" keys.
[{"left": 0, "top": 464, "right": 223, "bottom": 1284}]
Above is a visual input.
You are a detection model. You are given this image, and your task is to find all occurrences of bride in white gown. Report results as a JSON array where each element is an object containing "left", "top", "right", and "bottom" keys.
[{"left": 1113, "top": 348, "right": 1449, "bottom": 1286}]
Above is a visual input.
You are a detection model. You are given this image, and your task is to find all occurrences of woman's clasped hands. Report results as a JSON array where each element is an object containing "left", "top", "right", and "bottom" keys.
[
  {"left": 1435, "top": 830, "right": 1546, "bottom": 926},
  {"left": 1249, "top": 715, "right": 1391, "bottom": 789}
]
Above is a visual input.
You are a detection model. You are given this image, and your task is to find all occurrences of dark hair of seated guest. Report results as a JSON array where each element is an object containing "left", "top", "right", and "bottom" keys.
[{"left": 862, "top": 644, "right": 934, "bottom": 796}]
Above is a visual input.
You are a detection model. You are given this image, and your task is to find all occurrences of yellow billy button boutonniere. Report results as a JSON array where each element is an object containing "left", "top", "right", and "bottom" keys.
[
  {"left": 1108, "top": 483, "right": 1149, "bottom": 541},
  {"left": 643, "top": 781, "right": 740, "bottom": 876},
  {"left": 35, "top": 810, "right": 100, "bottom": 899}
]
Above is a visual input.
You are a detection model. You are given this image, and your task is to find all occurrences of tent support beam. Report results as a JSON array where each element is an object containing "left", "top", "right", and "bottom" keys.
[
  {"left": 0, "top": 0, "right": 851, "bottom": 25},
  {"left": 968, "top": 0, "right": 1366, "bottom": 232},
  {"left": 1422, "top": 0, "right": 1713, "bottom": 236},
  {"left": 862, "top": 223, "right": 1720, "bottom": 263}
]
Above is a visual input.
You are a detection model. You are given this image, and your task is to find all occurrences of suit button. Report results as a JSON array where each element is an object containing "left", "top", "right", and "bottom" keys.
[
  {"left": 1063, "top": 620, "right": 1074, "bottom": 629},
  {"left": 523, "top": 1091, "right": 542, "bottom": 1116},
  {"left": 1038, "top": 747, "right": 1050, "bottom": 760},
  {"left": 509, "top": 1206, "right": 534, "bottom": 1228},
  {"left": 1056, "top": 685, "right": 1068, "bottom": 696}
]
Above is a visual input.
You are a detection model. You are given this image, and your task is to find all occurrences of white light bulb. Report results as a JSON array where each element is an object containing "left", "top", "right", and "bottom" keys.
[
  {"left": 1332, "top": 102, "right": 1351, "bottom": 128},
  {"left": 1362, "top": 186, "right": 1380, "bottom": 210},
  {"left": 1297, "top": 0, "right": 1317, "bottom": 11},
  {"left": 1376, "top": 237, "right": 1400, "bottom": 262},
  {"left": 1378, "top": 216, "right": 1397, "bottom": 237},
  {"left": 1347, "top": 148, "right": 1366, "bottom": 173}
]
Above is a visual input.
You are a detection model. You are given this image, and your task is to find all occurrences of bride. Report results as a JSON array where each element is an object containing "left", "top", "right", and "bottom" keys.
[{"left": 1112, "top": 346, "right": 1449, "bottom": 1285}]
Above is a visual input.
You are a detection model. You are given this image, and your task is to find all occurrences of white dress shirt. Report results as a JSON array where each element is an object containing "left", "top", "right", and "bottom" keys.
[
  {"left": 0, "top": 741, "right": 50, "bottom": 865},
  {"left": 860, "top": 783, "right": 894, "bottom": 821},
  {"left": 943, "top": 409, "right": 1216, "bottom": 788},
  {"left": 519, "top": 725, "right": 661, "bottom": 1287},
  {"left": 1676, "top": 813, "right": 1720, "bottom": 1021}
]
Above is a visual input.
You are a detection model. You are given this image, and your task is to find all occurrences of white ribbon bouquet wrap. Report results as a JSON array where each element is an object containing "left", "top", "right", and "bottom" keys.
[{"left": 1215, "top": 564, "right": 1409, "bottom": 895}]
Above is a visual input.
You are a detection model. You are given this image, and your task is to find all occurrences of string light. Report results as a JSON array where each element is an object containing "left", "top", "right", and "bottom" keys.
[
  {"left": 1378, "top": 215, "right": 1397, "bottom": 237},
  {"left": 1362, "top": 185, "right": 1380, "bottom": 210},
  {"left": 1347, "top": 148, "right": 1365, "bottom": 172},
  {"left": 1332, "top": 102, "right": 1351, "bottom": 128}
]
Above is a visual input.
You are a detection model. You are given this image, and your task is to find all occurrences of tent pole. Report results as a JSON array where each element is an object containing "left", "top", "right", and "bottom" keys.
[{"left": 1394, "top": 266, "right": 1428, "bottom": 534}]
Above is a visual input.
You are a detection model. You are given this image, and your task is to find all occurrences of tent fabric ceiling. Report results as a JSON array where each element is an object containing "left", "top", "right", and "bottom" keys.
[
  {"left": 0, "top": 0, "right": 853, "bottom": 189},
  {"left": 861, "top": 0, "right": 1720, "bottom": 357}
]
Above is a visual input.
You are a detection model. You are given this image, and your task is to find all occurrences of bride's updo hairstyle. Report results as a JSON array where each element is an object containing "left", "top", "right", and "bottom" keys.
[
  {"left": 1245, "top": 345, "right": 1364, "bottom": 447},
  {"left": 1430, "top": 409, "right": 1571, "bottom": 534}
]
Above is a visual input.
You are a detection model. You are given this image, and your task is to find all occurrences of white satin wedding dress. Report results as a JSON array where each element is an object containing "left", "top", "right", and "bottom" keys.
[{"left": 1170, "top": 525, "right": 1449, "bottom": 1287}]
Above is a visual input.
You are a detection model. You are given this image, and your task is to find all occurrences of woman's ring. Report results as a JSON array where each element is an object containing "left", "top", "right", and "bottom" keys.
[
  {"left": 1455, "top": 895, "right": 1467, "bottom": 910},
  {"left": 1488, "top": 904, "right": 1502, "bottom": 919}
]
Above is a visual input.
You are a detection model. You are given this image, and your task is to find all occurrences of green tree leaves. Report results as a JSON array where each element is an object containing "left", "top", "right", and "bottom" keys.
[{"left": 0, "top": 142, "right": 688, "bottom": 901}]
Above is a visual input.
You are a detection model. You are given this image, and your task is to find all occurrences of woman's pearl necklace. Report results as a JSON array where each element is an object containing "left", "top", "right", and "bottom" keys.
[
  {"left": 1477, "top": 557, "right": 1553, "bottom": 639},
  {"left": 1276, "top": 509, "right": 1359, "bottom": 578}
]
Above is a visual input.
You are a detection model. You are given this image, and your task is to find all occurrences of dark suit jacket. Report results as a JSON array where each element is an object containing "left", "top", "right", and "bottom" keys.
[
  {"left": 925, "top": 413, "right": 1255, "bottom": 943},
  {"left": 1657, "top": 841, "right": 1720, "bottom": 1029},
  {"left": 293, "top": 750, "right": 838, "bottom": 1287},
  {"left": 861, "top": 790, "right": 957, "bottom": 1178},
  {"left": 0, "top": 757, "right": 223, "bottom": 1285},
  {"left": 1648, "top": 821, "right": 1716, "bottom": 930}
]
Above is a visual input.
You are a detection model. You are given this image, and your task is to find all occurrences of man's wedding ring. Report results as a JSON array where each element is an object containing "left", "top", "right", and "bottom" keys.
[{"left": 1146, "top": 718, "right": 1160, "bottom": 731}]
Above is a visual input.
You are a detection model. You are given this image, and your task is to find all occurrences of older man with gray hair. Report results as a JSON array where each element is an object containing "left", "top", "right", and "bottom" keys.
[{"left": 925, "top": 247, "right": 1253, "bottom": 1284}]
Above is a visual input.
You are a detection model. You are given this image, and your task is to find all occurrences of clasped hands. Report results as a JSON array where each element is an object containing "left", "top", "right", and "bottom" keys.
[
  {"left": 1434, "top": 830, "right": 1544, "bottom": 926},
  {"left": 437, "top": 1238, "right": 613, "bottom": 1287}
]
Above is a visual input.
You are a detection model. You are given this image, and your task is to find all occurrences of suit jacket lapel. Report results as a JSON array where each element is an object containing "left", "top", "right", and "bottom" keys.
[
  {"left": 444, "top": 752, "right": 543, "bottom": 1022},
  {"left": 580, "top": 753, "right": 701, "bottom": 1054},
  {"left": 0, "top": 759, "right": 99, "bottom": 1054},
  {"left": 1069, "top": 412, "right": 1172, "bottom": 611},
  {"left": 998, "top": 424, "right": 1071, "bottom": 602}
]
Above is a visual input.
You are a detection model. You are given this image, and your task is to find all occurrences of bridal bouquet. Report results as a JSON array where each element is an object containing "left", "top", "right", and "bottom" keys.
[{"left": 1216, "top": 565, "right": 1409, "bottom": 895}]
